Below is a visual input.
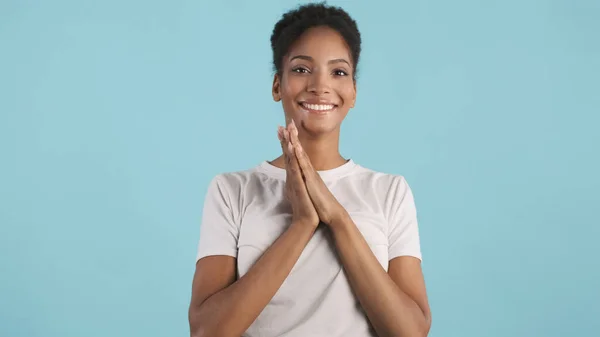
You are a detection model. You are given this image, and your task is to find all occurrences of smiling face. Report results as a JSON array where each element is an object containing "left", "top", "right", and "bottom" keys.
[{"left": 272, "top": 26, "right": 356, "bottom": 137}]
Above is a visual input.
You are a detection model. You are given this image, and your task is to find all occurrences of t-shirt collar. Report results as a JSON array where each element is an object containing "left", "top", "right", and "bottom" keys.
[{"left": 257, "top": 159, "right": 357, "bottom": 182}]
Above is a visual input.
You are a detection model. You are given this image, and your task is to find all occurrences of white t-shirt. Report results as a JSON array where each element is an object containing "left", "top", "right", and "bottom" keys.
[{"left": 196, "top": 159, "right": 422, "bottom": 337}]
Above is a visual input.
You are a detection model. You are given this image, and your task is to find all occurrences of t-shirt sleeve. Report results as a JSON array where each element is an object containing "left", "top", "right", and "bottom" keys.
[
  {"left": 388, "top": 176, "right": 422, "bottom": 261},
  {"left": 195, "top": 175, "right": 239, "bottom": 262}
]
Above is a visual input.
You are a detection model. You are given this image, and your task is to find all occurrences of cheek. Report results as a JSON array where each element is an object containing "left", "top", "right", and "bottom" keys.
[
  {"left": 281, "top": 79, "right": 305, "bottom": 111},
  {"left": 279, "top": 82, "right": 298, "bottom": 115},
  {"left": 281, "top": 75, "right": 304, "bottom": 97},
  {"left": 338, "top": 85, "right": 356, "bottom": 106}
]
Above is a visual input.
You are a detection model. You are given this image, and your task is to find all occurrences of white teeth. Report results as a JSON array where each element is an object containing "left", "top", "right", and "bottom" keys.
[{"left": 302, "top": 103, "right": 335, "bottom": 111}]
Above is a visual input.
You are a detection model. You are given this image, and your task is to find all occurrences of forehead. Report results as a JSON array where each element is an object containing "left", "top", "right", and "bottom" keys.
[{"left": 286, "top": 26, "right": 352, "bottom": 62}]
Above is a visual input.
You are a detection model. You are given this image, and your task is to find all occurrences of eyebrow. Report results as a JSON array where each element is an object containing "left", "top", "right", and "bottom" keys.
[{"left": 290, "top": 55, "right": 351, "bottom": 66}]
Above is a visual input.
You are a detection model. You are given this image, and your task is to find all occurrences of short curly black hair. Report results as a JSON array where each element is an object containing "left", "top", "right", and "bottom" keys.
[{"left": 270, "top": 2, "right": 362, "bottom": 80}]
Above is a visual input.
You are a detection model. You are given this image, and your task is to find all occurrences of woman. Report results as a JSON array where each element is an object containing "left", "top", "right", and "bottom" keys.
[{"left": 189, "top": 3, "right": 431, "bottom": 337}]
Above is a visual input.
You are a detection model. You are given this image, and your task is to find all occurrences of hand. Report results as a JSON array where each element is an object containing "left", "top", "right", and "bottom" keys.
[
  {"left": 287, "top": 120, "right": 349, "bottom": 228},
  {"left": 278, "top": 124, "right": 320, "bottom": 229}
]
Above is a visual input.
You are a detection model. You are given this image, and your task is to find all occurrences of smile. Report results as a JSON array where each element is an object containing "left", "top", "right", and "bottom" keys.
[{"left": 299, "top": 102, "right": 338, "bottom": 114}]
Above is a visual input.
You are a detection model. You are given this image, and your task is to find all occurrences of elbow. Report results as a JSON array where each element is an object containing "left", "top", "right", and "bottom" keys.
[
  {"left": 189, "top": 307, "right": 213, "bottom": 337},
  {"left": 396, "top": 324, "right": 430, "bottom": 337},
  {"left": 425, "top": 311, "right": 432, "bottom": 336},
  {"left": 408, "top": 307, "right": 432, "bottom": 337},
  {"left": 190, "top": 327, "right": 213, "bottom": 337},
  {"left": 416, "top": 311, "right": 432, "bottom": 337},
  {"left": 189, "top": 310, "right": 231, "bottom": 337},
  {"left": 391, "top": 312, "right": 431, "bottom": 337},
  {"left": 189, "top": 327, "right": 202, "bottom": 337},
  {"left": 189, "top": 320, "right": 221, "bottom": 337},
  {"left": 191, "top": 326, "right": 234, "bottom": 337},
  {"left": 188, "top": 307, "right": 202, "bottom": 337}
]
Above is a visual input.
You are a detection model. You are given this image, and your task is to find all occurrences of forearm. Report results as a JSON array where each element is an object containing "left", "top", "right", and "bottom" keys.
[
  {"left": 330, "top": 216, "right": 428, "bottom": 337},
  {"left": 190, "top": 221, "right": 315, "bottom": 337}
]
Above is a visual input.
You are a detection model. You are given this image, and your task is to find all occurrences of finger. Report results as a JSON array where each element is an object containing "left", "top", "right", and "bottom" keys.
[
  {"left": 293, "top": 141, "right": 312, "bottom": 177},
  {"left": 282, "top": 128, "right": 289, "bottom": 152},
  {"left": 278, "top": 126, "right": 289, "bottom": 163},
  {"left": 283, "top": 129, "right": 302, "bottom": 176},
  {"left": 284, "top": 130, "right": 295, "bottom": 164},
  {"left": 278, "top": 127, "right": 285, "bottom": 151},
  {"left": 288, "top": 120, "right": 302, "bottom": 150},
  {"left": 290, "top": 119, "right": 299, "bottom": 138},
  {"left": 282, "top": 129, "right": 294, "bottom": 166},
  {"left": 288, "top": 121, "right": 315, "bottom": 177}
]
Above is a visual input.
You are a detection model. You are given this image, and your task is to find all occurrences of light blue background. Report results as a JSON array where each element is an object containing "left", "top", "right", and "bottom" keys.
[{"left": 1, "top": 0, "right": 598, "bottom": 336}]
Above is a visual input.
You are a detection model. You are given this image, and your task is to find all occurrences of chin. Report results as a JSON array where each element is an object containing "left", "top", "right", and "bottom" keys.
[
  {"left": 298, "top": 118, "right": 339, "bottom": 136},
  {"left": 283, "top": 103, "right": 347, "bottom": 136}
]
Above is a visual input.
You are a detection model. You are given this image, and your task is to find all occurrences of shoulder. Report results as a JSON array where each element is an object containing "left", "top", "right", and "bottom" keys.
[
  {"left": 205, "top": 163, "right": 281, "bottom": 202},
  {"left": 208, "top": 165, "right": 266, "bottom": 189},
  {"left": 350, "top": 163, "right": 412, "bottom": 197}
]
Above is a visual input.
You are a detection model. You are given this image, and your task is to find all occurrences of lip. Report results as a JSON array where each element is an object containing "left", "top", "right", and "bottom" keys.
[{"left": 298, "top": 101, "right": 338, "bottom": 115}]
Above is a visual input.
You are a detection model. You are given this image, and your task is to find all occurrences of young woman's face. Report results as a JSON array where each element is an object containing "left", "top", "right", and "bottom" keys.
[{"left": 273, "top": 26, "right": 356, "bottom": 137}]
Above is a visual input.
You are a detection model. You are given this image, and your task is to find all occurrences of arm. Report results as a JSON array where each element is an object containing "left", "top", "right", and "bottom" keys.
[
  {"left": 190, "top": 125, "right": 320, "bottom": 337},
  {"left": 284, "top": 121, "right": 431, "bottom": 336},
  {"left": 329, "top": 215, "right": 431, "bottom": 337},
  {"left": 189, "top": 221, "right": 316, "bottom": 337}
]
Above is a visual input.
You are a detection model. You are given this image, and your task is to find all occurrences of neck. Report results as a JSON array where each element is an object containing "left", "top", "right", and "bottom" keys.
[
  {"left": 271, "top": 128, "right": 347, "bottom": 171},
  {"left": 300, "top": 130, "right": 347, "bottom": 170}
]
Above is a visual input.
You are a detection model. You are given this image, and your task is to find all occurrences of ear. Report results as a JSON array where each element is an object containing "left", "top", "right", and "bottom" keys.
[
  {"left": 350, "top": 80, "right": 357, "bottom": 108},
  {"left": 272, "top": 74, "right": 281, "bottom": 102}
]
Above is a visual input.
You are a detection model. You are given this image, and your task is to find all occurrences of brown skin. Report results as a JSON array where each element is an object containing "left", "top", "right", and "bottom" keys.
[
  {"left": 270, "top": 26, "right": 356, "bottom": 171},
  {"left": 288, "top": 120, "right": 432, "bottom": 336},
  {"left": 189, "top": 26, "right": 431, "bottom": 337},
  {"left": 188, "top": 130, "right": 319, "bottom": 337}
]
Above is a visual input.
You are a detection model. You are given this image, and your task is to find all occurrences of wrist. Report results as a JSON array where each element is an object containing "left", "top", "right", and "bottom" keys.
[
  {"left": 328, "top": 210, "right": 352, "bottom": 231},
  {"left": 291, "top": 219, "right": 319, "bottom": 231}
]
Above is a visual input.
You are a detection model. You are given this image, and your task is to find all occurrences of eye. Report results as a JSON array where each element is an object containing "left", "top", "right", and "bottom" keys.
[
  {"left": 333, "top": 69, "right": 349, "bottom": 76},
  {"left": 292, "top": 66, "right": 310, "bottom": 74}
]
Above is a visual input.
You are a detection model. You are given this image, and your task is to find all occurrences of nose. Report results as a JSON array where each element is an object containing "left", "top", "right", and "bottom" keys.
[{"left": 307, "top": 71, "right": 331, "bottom": 95}]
